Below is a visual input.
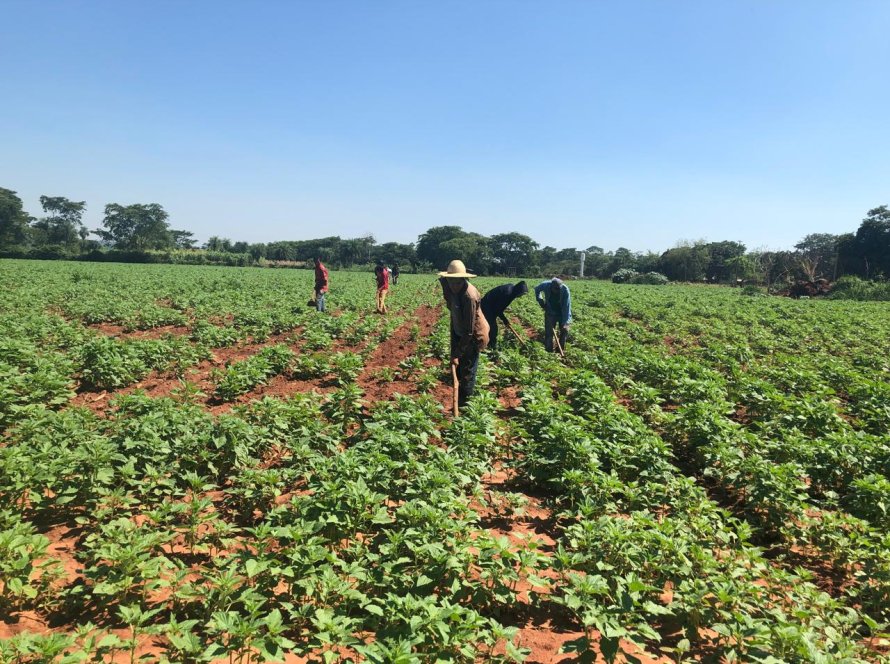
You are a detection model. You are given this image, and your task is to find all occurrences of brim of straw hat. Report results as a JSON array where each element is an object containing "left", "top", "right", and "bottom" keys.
[{"left": 438, "top": 270, "right": 476, "bottom": 278}]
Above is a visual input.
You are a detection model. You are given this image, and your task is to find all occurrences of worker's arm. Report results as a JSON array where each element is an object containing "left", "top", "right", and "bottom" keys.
[
  {"left": 438, "top": 277, "right": 451, "bottom": 305},
  {"left": 533, "top": 282, "right": 547, "bottom": 308},
  {"left": 560, "top": 286, "right": 572, "bottom": 328}
]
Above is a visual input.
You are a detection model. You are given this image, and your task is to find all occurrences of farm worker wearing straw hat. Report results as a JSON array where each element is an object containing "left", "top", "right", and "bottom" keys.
[
  {"left": 534, "top": 277, "right": 572, "bottom": 352},
  {"left": 438, "top": 259, "right": 490, "bottom": 408}
]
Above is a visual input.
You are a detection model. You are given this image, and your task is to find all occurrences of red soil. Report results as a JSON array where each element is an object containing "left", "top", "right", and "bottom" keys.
[
  {"left": 356, "top": 304, "right": 452, "bottom": 408},
  {"left": 73, "top": 303, "right": 454, "bottom": 418},
  {"left": 70, "top": 329, "right": 310, "bottom": 414},
  {"left": 475, "top": 458, "right": 668, "bottom": 663},
  {"left": 88, "top": 323, "right": 191, "bottom": 340},
  {"left": 43, "top": 304, "right": 674, "bottom": 662}
]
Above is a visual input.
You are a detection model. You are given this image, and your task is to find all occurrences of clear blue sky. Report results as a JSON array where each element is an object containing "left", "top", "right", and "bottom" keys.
[{"left": 2, "top": 1, "right": 888, "bottom": 252}]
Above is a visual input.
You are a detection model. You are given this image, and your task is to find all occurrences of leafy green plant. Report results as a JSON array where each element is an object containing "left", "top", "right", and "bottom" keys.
[
  {"left": 329, "top": 351, "right": 363, "bottom": 386},
  {"left": 0, "top": 520, "right": 62, "bottom": 611},
  {"left": 213, "top": 345, "right": 294, "bottom": 400}
]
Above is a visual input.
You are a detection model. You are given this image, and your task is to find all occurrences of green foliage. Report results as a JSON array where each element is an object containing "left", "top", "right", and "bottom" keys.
[
  {"left": 213, "top": 345, "right": 295, "bottom": 401},
  {"left": 612, "top": 270, "right": 670, "bottom": 285},
  {"left": 740, "top": 284, "right": 767, "bottom": 296},
  {"left": 96, "top": 202, "right": 174, "bottom": 251},
  {"left": 829, "top": 275, "right": 890, "bottom": 301},
  {"left": 611, "top": 268, "right": 638, "bottom": 283},
  {"left": 0, "top": 262, "right": 887, "bottom": 663},
  {"left": 0, "top": 187, "right": 32, "bottom": 250},
  {"left": 0, "top": 517, "right": 62, "bottom": 612}
]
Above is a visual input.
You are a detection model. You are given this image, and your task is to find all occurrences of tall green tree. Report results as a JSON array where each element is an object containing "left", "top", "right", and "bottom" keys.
[
  {"left": 582, "top": 246, "right": 609, "bottom": 277},
  {"left": 439, "top": 233, "right": 492, "bottom": 274},
  {"left": 0, "top": 188, "right": 33, "bottom": 249},
  {"left": 635, "top": 251, "right": 662, "bottom": 274},
  {"left": 753, "top": 250, "right": 797, "bottom": 287},
  {"left": 659, "top": 243, "right": 709, "bottom": 281},
  {"left": 725, "top": 253, "right": 760, "bottom": 282},
  {"left": 854, "top": 205, "right": 890, "bottom": 278},
  {"left": 205, "top": 236, "right": 232, "bottom": 251},
  {"left": 835, "top": 233, "right": 860, "bottom": 277},
  {"left": 336, "top": 237, "right": 367, "bottom": 266},
  {"left": 31, "top": 195, "right": 87, "bottom": 249},
  {"left": 170, "top": 229, "right": 197, "bottom": 249},
  {"left": 794, "top": 233, "right": 840, "bottom": 280},
  {"left": 489, "top": 232, "right": 539, "bottom": 274},
  {"left": 373, "top": 242, "right": 416, "bottom": 268},
  {"left": 96, "top": 203, "right": 173, "bottom": 250},
  {"left": 704, "top": 241, "right": 746, "bottom": 282},
  {"left": 416, "top": 226, "right": 468, "bottom": 270},
  {"left": 606, "top": 247, "right": 637, "bottom": 276}
]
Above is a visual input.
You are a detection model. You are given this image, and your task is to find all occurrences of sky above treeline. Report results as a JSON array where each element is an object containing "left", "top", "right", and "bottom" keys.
[{"left": 2, "top": 1, "right": 889, "bottom": 252}]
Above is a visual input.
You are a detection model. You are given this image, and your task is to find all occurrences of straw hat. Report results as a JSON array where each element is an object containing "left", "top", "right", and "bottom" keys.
[{"left": 438, "top": 259, "right": 476, "bottom": 278}]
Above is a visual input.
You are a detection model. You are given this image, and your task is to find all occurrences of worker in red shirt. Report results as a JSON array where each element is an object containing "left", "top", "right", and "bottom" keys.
[
  {"left": 313, "top": 257, "right": 329, "bottom": 312},
  {"left": 375, "top": 261, "right": 389, "bottom": 314}
]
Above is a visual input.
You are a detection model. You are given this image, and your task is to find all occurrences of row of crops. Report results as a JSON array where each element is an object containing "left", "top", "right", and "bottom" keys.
[{"left": 1, "top": 259, "right": 889, "bottom": 662}]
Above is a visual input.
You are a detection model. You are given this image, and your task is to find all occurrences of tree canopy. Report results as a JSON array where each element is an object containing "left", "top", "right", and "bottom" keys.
[
  {"left": 96, "top": 203, "right": 174, "bottom": 250},
  {"left": 31, "top": 196, "right": 87, "bottom": 249},
  {"left": 2, "top": 184, "right": 888, "bottom": 287},
  {"left": 0, "top": 188, "right": 32, "bottom": 249}
]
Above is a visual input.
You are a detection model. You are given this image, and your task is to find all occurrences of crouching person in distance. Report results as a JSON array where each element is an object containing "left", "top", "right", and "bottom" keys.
[
  {"left": 534, "top": 277, "right": 571, "bottom": 352},
  {"left": 438, "top": 260, "right": 489, "bottom": 408}
]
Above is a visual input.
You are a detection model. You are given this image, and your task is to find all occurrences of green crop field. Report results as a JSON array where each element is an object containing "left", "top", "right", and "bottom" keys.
[{"left": 1, "top": 259, "right": 889, "bottom": 663}]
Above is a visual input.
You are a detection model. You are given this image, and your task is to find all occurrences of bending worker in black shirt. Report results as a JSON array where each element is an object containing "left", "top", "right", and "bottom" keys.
[{"left": 480, "top": 281, "right": 529, "bottom": 352}]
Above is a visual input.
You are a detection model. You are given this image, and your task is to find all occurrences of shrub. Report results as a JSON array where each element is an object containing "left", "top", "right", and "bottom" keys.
[
  {"left": 631, "top": 271, "right": 669, "bottom": 285},
  {"left": 612, "top": 269, "right": 669, "bottom": 285},
  {"left": 611, "top": 268, "right": 638, "bottom": 284},
  {"left": 828, "top": 276, "right": 890, "bottom": 301},
  {"left": 740, "top": 284, "right": 767, "bottom": 297}
]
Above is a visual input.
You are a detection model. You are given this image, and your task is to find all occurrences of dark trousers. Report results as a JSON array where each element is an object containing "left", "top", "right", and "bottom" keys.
[
  {"left": 544, "top": 314, "right": 567, "bottom": 352},
  {"left": 484, "top": 313, "right": 499, "bottom": 352},
  {"left": 450, "top": 330, "right": 479, "bottom": 407}
]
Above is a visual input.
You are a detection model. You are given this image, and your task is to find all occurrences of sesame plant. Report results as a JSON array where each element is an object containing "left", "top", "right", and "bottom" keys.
[{"left": 1, "top": 261, "right": 888, "bottom": 662}]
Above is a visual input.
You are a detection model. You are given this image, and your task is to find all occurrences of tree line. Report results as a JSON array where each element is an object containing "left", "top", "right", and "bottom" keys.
[{"left": 1, "top": 186, "right": 888, "bottom": 283}]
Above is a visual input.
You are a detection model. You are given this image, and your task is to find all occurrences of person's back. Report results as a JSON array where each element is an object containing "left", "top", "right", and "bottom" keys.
[
  {"left": 376, "top": 265, "right": 389, "bottom": 289},
  {"left": 534, "top": 278, "right": 571, "bottom": 352},
  {"left": 535, "top": 280, "right": 570, "bottom": 320},
  {"left": 375, "top": 264, "right": 389, "bottom": 313},
  {"left": 313, "top": 258, "right": 329, "bottom": 312},
  {"left": 481, "top": 282, "right": 526, "bottom": 318},
  {"left": 480, "top": 281, "right": 528, "bottom": 351}
]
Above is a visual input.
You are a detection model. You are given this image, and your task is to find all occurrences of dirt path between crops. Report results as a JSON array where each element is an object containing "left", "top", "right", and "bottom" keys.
[
  {"left": 356, "top": 304, "right": 453, "bottom": 408},
  {"left": 475, "top": 459, "right": 669, "bottom": 663},
  {"left": 69, "top": 327, "right": 309, "bottom": 414},
  {"left": 88, "top": 323, "right": 191, "bottom": 340},
  {"left": 70, "top": 304, "right": 450, "bottom": 416},
  {"left": 471, "top": 390, "right": 669, "bottom": 664}
]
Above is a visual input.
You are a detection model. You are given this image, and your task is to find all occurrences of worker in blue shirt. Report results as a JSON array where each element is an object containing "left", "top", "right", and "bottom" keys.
[{"left": 534, "top": 278, "right": 571, "bottom": 352}]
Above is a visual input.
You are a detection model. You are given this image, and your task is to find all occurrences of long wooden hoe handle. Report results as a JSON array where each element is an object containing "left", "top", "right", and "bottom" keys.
[
  {"left": 554, "top": 331, "right": 566, "bottom": 359},
  {"left": 451, "top": 360, "right": 460, "bottom": 417},
  {"left": 503, "top": 318, "right": 526, "bottom": 347}
]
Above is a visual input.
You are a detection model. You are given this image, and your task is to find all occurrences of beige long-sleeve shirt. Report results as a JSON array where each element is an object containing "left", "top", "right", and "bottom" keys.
[{"left": 439, "top": 278, "right": 490, "bottom": 356}]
